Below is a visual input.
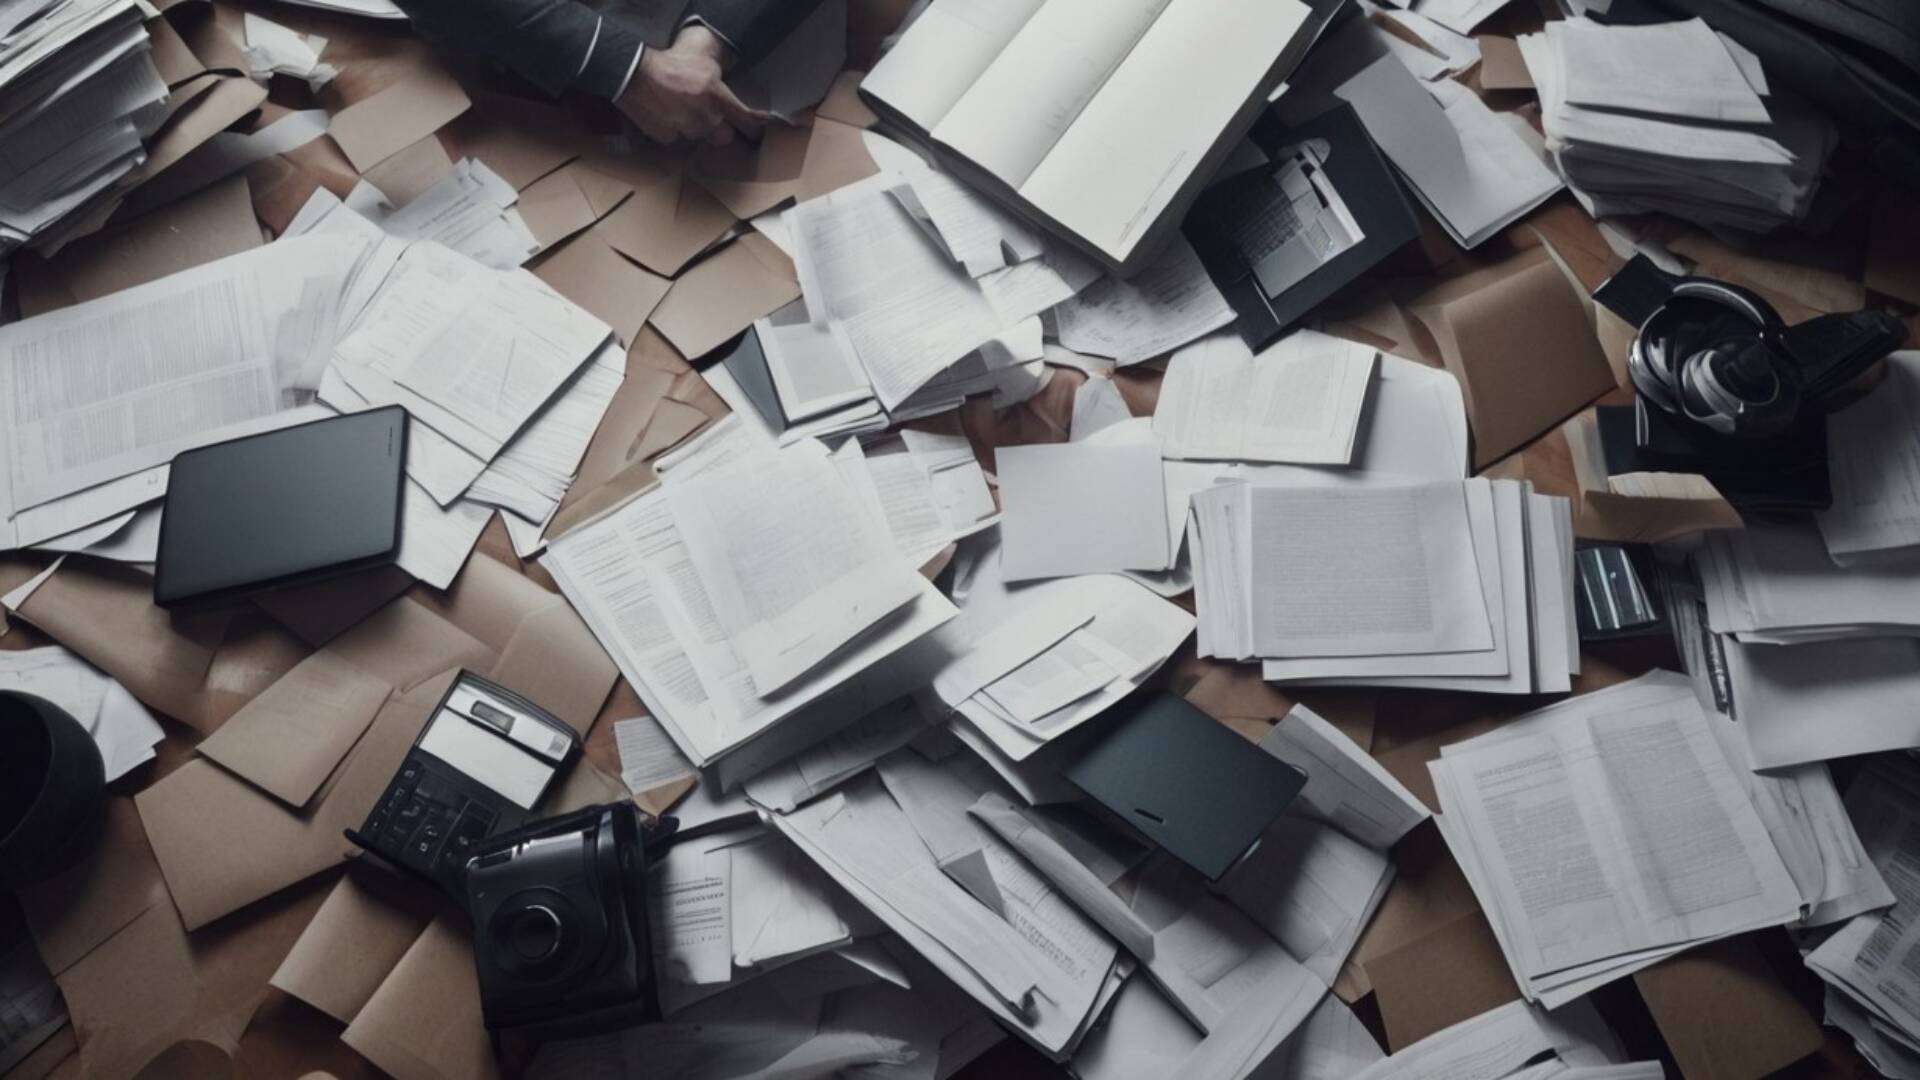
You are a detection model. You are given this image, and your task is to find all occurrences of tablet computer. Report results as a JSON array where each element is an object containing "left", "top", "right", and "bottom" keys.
[{"left": 154, "top": 407, "right": 408, "bottom": 608}]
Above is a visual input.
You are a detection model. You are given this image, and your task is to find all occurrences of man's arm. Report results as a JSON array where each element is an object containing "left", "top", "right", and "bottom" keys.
[
  {"left": 388, "top": 0, "right": 641, "bottom": 99},
  {"left": 686, "top": 0, "right": 831, "bottom": 69}
]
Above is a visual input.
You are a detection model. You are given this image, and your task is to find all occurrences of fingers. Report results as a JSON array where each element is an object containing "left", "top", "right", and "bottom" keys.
[{"left": 711, "top": 81, "right": 774, "bottom": 135}]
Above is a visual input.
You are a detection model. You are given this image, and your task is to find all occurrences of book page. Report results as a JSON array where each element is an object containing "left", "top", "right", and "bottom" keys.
[
  {"left": 1020, "top": 0, "right": 1311, "bottom": 261},
  {"left": 860, "top": 0, "right": 1048, "bottom": 132},
  {"left": 933, "top": 0, "right": 1172, "bottom": 191}
]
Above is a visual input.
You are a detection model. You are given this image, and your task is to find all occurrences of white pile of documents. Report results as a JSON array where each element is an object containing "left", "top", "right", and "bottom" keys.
[
  {"left": 1695, "top": 519, "right": 1920, "bottom": 644},
  {"left": 1191, "top": 476, "right": 1578, "bottom": 695},
  {"left": 1430, "top": 673, "right": 1809, "bottom": 1006},
  {"left": 1807, "top": 759, "right": 1920, "bottom": 1080},
  {"left": 0, "top": 0, "right": 166, "bottom": 254},
  {"left": 1520, "top": 18, "right": 1834, "bottom": 232},
  {"left": 546, "top": 416, "right": 971, "bottom": 785},
  {"left": 1818, "top": 351, "right": 1920, "bottom": 566}
]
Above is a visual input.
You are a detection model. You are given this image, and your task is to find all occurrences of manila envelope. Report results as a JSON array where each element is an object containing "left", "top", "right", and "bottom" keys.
[
  {"left": 442, "top": 93, "right": 588, "bottom": 191},
  {"left": 16, "top": 175, "right": 262, "bottom": 318},
  {"left": 690, "top": 122, "right": 813, "bottom": 221},
  {"left": 129, "top": 72, "right": 269, "bottom": 191},
  {"left": 328, "top": 62, "right": 471, "bottom": 174},
  {"left": 342, "top": 915, "right": 499, "bottom": 1080},
  {"left": 1367, "top": 911, "right": 1521, "bottom": 1050},
  {"left": 597, "top": 167, "right": 740, "bottom": 278},
  {"left": 648, "top": 232, "right": 802, "bottom": 361},
  {"left": 55, "top": 870, "right": 332, "bottom": 1080},
  {"left": 1634, "top": 936, "right": 1822, "bottom": 1080},
  {"left": 531, "top": 226, "right": 672, "bottom": 347},
  {"left": 19, "top": 798, "right": 172, "bottom": 978},
  {"left": 1476, "top": 36, "right": 1534, "bottom": 90},
  {"left": 517, "top": 162, "right": 609, "bottom": 249},
  {"left": 193, "top": 598, "right": 494, "bottom": 809},
  {"left": 1407, "top": 247, "right": 1617, "bottom": 470},
  {"left": 269, "top": 868, "right": 440, "bottom": 1025}
]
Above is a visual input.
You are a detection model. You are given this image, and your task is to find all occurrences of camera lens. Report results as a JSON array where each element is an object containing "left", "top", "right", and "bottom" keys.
[{"left": 508, "top": 905, "right": 564, "bottom": 962}]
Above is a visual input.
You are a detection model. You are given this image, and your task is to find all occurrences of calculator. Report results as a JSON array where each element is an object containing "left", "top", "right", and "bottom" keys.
[{"left": 346, "top": 672, "right": 579, "bottom": 897}]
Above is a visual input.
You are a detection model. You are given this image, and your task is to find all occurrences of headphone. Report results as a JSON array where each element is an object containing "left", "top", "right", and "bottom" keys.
[
  {"left": 1629, "top": 278, "right": 1800, "bottom": 439},
  {"left": 1629, "top": 276, "right": 1903, "bottom": 440}
]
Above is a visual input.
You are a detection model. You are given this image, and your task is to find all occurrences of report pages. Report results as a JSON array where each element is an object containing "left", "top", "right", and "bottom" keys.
[{"left": 860, "top": 0, "right": 1327, "bottom": 274}]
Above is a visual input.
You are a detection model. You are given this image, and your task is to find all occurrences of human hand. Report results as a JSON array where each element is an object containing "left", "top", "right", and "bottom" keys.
[{"left": 616, "top": 24, "right": 771, "bottom": 146}]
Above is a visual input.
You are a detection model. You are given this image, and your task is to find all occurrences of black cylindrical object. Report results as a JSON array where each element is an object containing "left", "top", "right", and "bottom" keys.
[{"left": 0, "top": 691, "right": 106, "bottom": 891}]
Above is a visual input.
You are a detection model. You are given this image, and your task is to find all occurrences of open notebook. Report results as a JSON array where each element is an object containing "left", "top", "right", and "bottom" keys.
[{"left": 861, "top": 0, "right": 1336, "bottom": 276}]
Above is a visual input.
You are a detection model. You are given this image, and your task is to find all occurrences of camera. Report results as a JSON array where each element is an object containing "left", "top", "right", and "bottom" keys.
[{"left": 464, "top": 801, "right": 665, "bottom": 1040}]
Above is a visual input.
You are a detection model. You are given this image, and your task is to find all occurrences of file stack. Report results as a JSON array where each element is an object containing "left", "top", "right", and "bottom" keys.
[
  {"left": 1429, "top": 673, "right": 1807, "bottom": 1006},
  {"left": 1519, "top": 18, "right": 1834, "bottom": 232},
  {"left": 1189, "top": 475, "right": 1580, "bottom": 695},
  {"left": 1, "top": 0, "right": 167, "bottom": 255},
  {"left": 1807, "top": 759, "right": 1920, "bottom": 1080}
]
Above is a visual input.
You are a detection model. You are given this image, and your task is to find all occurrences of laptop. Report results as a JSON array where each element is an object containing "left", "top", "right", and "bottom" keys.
[{"left": 154, "top": 407, "right": 408, "bottom": 609}]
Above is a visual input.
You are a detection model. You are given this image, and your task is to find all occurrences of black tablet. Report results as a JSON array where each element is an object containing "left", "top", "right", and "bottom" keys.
[{"left": 153, "top": 407, "right": 408, "bottom": 609}]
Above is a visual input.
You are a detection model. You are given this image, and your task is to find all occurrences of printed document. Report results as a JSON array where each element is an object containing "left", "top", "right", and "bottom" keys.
[{"left": 1155, "top": 331, "right": 1377, "bottom": 465}]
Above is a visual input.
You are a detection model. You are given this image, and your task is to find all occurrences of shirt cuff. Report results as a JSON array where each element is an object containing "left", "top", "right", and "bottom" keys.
[
  {"left": 613, "top": 42, "right": 645, "bottom": 100},
  {"left": 575, "top": 13, "right": 648, "bottom": 100},
  {"left": 680, "top": 14, "right": 740, "bottom": 58}
]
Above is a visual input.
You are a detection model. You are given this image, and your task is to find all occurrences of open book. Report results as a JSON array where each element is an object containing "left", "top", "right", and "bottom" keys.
[{"left": 861, "top": 0, "right": 1334, "bottom": 275}]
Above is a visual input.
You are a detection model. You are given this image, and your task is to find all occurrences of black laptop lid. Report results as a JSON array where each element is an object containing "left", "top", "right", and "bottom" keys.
[
  {"left": 1065, "top": 691, "right": 1309, "bottom": 881},
  {"left": 154, "top": 407, "right": 408, "bottom": 608}
]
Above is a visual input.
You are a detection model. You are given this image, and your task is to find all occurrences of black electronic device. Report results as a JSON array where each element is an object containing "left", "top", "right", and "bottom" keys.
[
  {"left": 1065, "top": 691, "right": 1308, "bottom": 882},
  {"left": 1593, "top": 256, "right": 1907, "bottom": 512},
  {"left": 1573, "top": 542, "right": 1668, "bottom": 640},
  {"left": 154, "top": 407, "right": 408, "bottom": 609},
  {"left": 1185, "top": 102, "right": 1421, "bottom": 352},
  {"left": 465, "top": 802, "right": 663, "bottom": 1040},
  {"left": 346, "top": 672, "right": 579, "bottom": 898}
]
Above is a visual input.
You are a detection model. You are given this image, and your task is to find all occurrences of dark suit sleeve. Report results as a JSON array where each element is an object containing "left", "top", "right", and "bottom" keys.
[
  {"left": 390, "top": 0, "right": 647, "bottom": 99},
  {"left": 686, "top": 0, "right": 830, "bottom": 67}
]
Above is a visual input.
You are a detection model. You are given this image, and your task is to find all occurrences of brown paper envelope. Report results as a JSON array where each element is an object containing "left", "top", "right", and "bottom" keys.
[
  {"left": 487, "top": 601, "right": 617, "bottom": 736},
  {"left": 571, "top": 164, "right": 645, "bottom": 221},
  {"left": 172, "top": 3, "right": 248, "bottom": 77},
  {"left": 1635, "top": 936, "right": 1822, "bottom": 1080},
  {"left": 443, "top": 94, "right": 586, "bottom": 191},
  {"left": 1368, "top": 912, "right": 1521, "bottom": 1050},
  {"left": 815, "top": 70, "right": 878, "bottom": 128},
  {"left": 147, "top": 16, "right": 206, "bottom": 87},
  {"left": 14, "top": 566, "right": 228, "bottom": 732},
  {"left": 329, "top": 64, "right": 471, "bottom": 174},
  {"left": 414, "top": 554, "right": 562, "bottom": 658},
  {"left": 649, "top": 232, "right": 802, "bottom": 361},
  {"left": 796, "top": 116, "right": 879, "bottom": 202},
  {"left": 1409, "top": 248, "right": 1616, "bottom": 469},
  {"left": 250, "top": 565, "right": 416, "bottom": 648},
  {"left": 530, "top": 231, "right": 671, "bottom": 347},
  {"left": 360, "top": 134, "right": 455, "bottom": 204},
  {"left": 20, "top": 798, "right": 170, "bottom": 976},
  {"left": 1564, "top": 412, "right": 1741, "bottom": 542},
  {"left": 135, "top": 687, "right": 438, "bottom": 932},
  {"left": 57, "top": 872, "right": 330, "bottom": 1080},
  {"left": 597, "top": 170, "right": 739, "bottom": 277},
  {"left": 1475, "top": 36, "right": 1534, "bottom": 90},
  {"left": 31, "top": 176, "right": 261, "bottom": 312},
  {"left": 517, "top": 165, "right": 602, "bottom": 249},
  {"left": 327, "top": 595, "right": 496, "bottom": 695},
  {"left": 193, "top": 651, "right": 396, "bottom": 809},
  {"left": 690, "top": 122, "right": 812, "bottom": 220},
  {"left": 270, "top": 870, "right": 439, "bottom": 1025},
  {"left": 342, "top": 915, "right": 501, "bottom": 1080},
  {"left": 133, "top": 74, "right": 268, "bottom": 188}
]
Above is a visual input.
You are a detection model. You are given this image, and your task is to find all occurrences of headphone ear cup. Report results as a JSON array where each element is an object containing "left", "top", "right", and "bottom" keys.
[{"left": 1677, "top": 341, "right": 1800, "bottom": 438}]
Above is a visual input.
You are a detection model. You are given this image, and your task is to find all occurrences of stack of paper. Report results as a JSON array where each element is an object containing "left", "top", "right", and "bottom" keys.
[
  {"left": 1155, "top": 331, "right": 1378, "bottom": 466},
  {"left": 928, "top": 528, "right": 1196, "bottom": 778},
  {"left": 0, "top": 0, "right": 166, "bottom": 254},
  {"left": 0, "top": 234, "right": 380, "bottom": 553},
  {"left": 1429, "top": 673, "right": 1805, "bottom": 1006},
  {"left": 1190, "top": 477, "right": 1579, "bottom": 695},
  {"left": 546, "top": 421, "right": 960, "bottom": 782},
  {"left": 1818, "top": 352, "right": 1920, "bottom": 566},
  {"left": 1807, "top": 759, "right": 1920, "bottom": 1080},
  {"left": 790, "top": 171, "right": 1091, "bottom": 413},
  {"left": 1520, "top": 18, "right": 1834, "bottom": 232},
  {"left": 1695, "top": 519, "right": 1920, "bottom": 643}
]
